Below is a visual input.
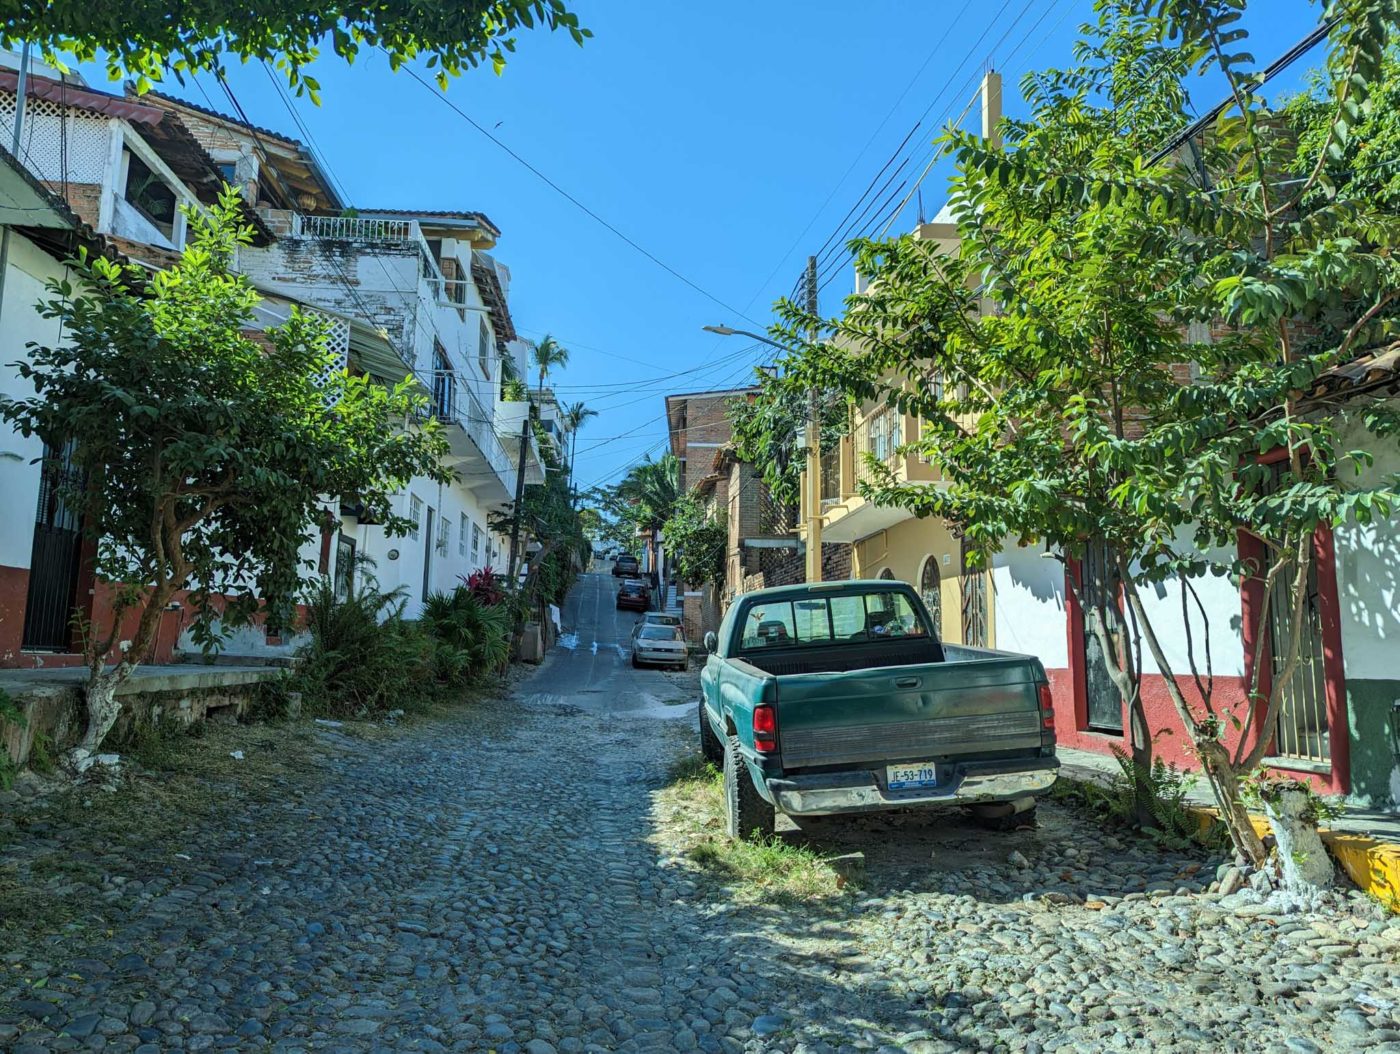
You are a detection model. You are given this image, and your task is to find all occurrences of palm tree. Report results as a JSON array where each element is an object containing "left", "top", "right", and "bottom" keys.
[
  {"left": 531, "top": 334, "right": 569, "bottom": 395},
  {"left": 561, "top": 400, "right": 599, "bottom": 499},
  {"left": 617, "top": 454, "right": 680, "bottom": 533}
]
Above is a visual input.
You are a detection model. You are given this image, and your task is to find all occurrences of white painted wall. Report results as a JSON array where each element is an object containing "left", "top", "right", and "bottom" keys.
[
  {"left": 1334, "top": 405, "right": 1400, "bottom": 681},
  {"left": 0, "top": 233, "right": 70, "bottom": 571},
  {"left": 1130, "top": 535, "right": 1245, "bottom": 679},
  {"left": 992, "top": 541, "right": 1068, "bottom": 667},
  {"left": 340, "top": 473, "right": 501, "bottom": 619}
]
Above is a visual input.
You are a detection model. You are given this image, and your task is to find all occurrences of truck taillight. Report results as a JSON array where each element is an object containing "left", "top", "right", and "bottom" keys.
[
  {"left": 1038, "top": 683, "right": 1055, "bottom": 732},
  {"left": 753, "top": 704, "right": 778, "bottom": 753}
]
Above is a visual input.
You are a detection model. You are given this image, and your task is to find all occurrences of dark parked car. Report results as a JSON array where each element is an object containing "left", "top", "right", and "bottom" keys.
[
  {"left": 616, "top": 579, "right": 651, "bottom": 612},
  {"left": 612, "top": 554, "right": 640, "bottom": 577}
]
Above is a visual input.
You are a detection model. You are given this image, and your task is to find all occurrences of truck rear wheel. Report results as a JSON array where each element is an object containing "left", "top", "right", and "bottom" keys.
[
  {"left": 723, "top": 735, "right": 774, "bottom": 841},
  {"left": 699, "top": 699, "right": 723, "bottom": 766}
]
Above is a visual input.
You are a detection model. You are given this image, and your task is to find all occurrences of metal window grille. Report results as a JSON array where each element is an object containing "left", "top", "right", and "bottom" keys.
[{"left": 1261, "top": 465, "right": 1330, "bottom": 764}]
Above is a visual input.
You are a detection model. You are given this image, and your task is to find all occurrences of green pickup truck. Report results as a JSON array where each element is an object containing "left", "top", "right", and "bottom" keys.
[{"left": 698, "top": 579, "right": 1058, "bottom": 840}]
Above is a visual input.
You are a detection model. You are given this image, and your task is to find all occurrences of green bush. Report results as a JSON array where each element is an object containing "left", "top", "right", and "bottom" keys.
[
  {"left": 421, "top": 586, "right": 512, "bottom": 685},
  {"left": 291, "top": 579, "right": 436, "bottom": 717}
]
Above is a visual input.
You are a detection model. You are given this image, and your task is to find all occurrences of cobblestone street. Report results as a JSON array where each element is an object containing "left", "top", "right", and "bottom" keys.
[{"left": 2, "top": 574, "right": 1399, "bottom": 1053}]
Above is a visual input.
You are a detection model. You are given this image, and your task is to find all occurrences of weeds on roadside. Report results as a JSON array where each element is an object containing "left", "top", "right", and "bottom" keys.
[
  {"left": 117, "top": 719, "right": 185, "bottom": 772},
  {"left": 1051, "top": 747, "right": 1227, "bottom": 851},
  {"left": 0, "top": 688, "right": 23, "bottom": 790},
  {"left": 656, "top": 750, "right": 854, "bottom": 903}
]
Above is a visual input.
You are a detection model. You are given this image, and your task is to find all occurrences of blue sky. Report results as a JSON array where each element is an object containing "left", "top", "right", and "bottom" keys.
[{"left": 109, "top": 0, "right": 1331, "bottom": 489}]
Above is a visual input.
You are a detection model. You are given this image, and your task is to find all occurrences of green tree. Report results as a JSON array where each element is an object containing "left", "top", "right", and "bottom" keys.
[
  {"left": 531, "top": 334, "right": 570, "bottom": 395},
  {"left": 663, "top": 492, "right": 727, "bottom": 586},
  {"left": 729, "top": 376, "right": 847, "bottom": 511},
  {"left": 491, "top": 466, "right": 589, "bottom": 607},
  {"left": 0, "top": 192, "right": 453, "bottom": 763},
  {"left": 766, "top": 0, "right": 1400, "bottom": 869},
  {"left": 4, "top": 0, "right": 590, "bottom": 96}
]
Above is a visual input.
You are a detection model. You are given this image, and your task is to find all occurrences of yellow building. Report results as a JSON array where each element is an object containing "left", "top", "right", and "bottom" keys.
[{"left": 795, "top": 219, "right": 993, "bottom": 649}]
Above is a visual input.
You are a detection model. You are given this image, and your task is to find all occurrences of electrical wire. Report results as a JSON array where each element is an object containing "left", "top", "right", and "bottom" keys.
[{"left": 394, "top": 60, "right": 761, "bottom": 327}]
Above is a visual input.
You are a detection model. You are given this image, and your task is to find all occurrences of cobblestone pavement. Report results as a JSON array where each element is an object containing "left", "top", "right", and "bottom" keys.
[{"left": 1, "top": 572, "right": 1398, "bottom": 1053}]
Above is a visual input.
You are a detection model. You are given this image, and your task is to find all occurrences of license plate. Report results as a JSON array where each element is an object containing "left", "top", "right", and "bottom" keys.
[{"left": 887, "top": 761, "right": 940, "bottom": 790}]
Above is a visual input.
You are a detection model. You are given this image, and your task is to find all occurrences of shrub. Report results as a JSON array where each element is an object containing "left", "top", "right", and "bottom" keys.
[
  {"left": 421, "top": 586, "right": 512, "bottom": 685},
  {"left": 291, "top": 579, "right": 435, "bottom": 717},
  {"left": 463, "top": 566, "right": 509, "bottom": 607}
]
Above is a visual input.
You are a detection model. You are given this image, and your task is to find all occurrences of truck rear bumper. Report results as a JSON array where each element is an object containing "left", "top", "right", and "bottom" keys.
[{"left": 765, "top": 761, "right": 1058, "bottom": 816}]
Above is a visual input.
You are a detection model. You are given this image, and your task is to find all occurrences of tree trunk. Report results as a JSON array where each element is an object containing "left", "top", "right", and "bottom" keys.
[
  {"left": 69, "top": 664, "right": 130, "bottom": 767},
  {"left": 1260, "top": 784, "right": 1334, "bottom": 892},
  {"left": 1198, "top": 739, "right": 1268, "bottom": 867},
  {"left": 1128, "top": 690, "right": 1156, "bottom": 830}
]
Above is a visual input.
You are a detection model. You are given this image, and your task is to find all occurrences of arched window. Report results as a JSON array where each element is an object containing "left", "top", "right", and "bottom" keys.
[
  {"left": 919, "top": 556, "right": 942, "bottom": 637},
  {"left": 877, "top": 567, "right": 895, "bottom": 580}
]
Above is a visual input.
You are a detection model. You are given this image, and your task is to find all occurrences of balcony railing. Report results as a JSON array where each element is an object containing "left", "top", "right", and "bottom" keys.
[
  {"left": 295, "top": 214, "right": 416, "bottom": 243},
  {"left": 431, "top": 374, "right": 513, "bottom": 482}
]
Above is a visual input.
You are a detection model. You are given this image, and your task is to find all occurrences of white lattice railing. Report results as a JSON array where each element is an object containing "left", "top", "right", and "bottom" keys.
[{"left": 294, "top": 214, "right": 416, "bottom": 243}]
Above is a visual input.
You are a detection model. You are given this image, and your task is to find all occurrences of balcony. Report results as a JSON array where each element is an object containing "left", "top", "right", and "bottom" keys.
[
  {"left": 807, "top": 408, "right": 945, "bottom": 544},
  {"left": 494, "top": 399, "right": 548, "bottom": 488},
  {"left": 430, "top": 378, "right": 520, "bottom": 505}
]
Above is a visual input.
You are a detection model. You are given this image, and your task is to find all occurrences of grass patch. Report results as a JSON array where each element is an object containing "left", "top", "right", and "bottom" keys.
[{"left": 653, "top": 748, "right": 854, "bottom": 904}]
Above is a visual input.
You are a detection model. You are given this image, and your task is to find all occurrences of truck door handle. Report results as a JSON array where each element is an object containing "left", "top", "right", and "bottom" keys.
[{"left": 895, "top": 677, "right": 920, "bottom": 689}]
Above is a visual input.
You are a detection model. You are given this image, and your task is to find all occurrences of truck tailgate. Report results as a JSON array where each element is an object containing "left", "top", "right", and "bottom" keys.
[{"left": 775, "top": 657, "right": 1043, "bottom": 768}]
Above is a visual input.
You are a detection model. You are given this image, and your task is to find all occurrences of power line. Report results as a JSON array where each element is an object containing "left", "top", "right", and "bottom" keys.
[
  {"left": 395, "top": 61, "right": 761, "bottom": 327},
  {"left": 738, "top": 0, "right": 980, "bottom": 318},
  {"left": 816, "top": 0, "right": 1073, "bottom": 297},
  {"left": 801, "top": 0, "right": 1022, "bottom": 277}
]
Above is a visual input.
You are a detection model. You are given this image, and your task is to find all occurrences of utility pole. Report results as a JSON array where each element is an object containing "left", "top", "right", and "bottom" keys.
[
  {"left": 803, "top": 254, "right": 823, "bottom": 583},
  {"left": 507, "top": 414, "right": 531, "bottom": 583}
]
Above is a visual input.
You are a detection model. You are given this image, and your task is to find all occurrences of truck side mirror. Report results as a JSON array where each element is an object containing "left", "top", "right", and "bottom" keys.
[{"left": 704, "top": 631, "right": 717, "bottom": 654}]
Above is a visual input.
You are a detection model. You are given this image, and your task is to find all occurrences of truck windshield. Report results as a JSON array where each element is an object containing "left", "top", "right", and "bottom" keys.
[{"left": 739, "top": 590, "right": 929, "bottom": 650}]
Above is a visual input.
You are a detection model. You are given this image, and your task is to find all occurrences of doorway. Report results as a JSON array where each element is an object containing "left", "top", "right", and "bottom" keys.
[
  {"left": 1079, "top": 539, "right": 1125, "bottom": 733},
  {"left": 21, "top": 441, "right": 86, "bottom": 651},
  {"left": 422, "top": 507, "right": 435, "bottom": 600}
]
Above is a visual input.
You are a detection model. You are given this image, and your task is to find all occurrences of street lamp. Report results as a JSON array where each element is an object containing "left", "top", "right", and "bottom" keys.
[{"left": 704, "top": 281, "right": 825, "bottom": 584}]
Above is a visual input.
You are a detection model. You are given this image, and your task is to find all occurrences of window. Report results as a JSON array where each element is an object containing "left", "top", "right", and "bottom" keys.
[
  {"left": 123, "top": 152, "right": 177, "bottom": 239},
  {"left": 436, "top": 515, "right": 450, "bottom": 556},
  {"left": 639, "top": 625, "right": 684, "bottom": 642},
  {"left": 215, "top": 161, "right": 237, "bottom": 184},
  {"left": 472, "top": 522, "right": 482, "bottom": 561},
  {"left": 407, "top": 494, "right": 422, "bottom": 539},
  {"left": 478, "top": 317, "right": 493, "bottom": 380},
  {"left": 739, "top": 589, "right": 929, "bottom": 651},
  {"left": 458, "top": 513, "right": 469, "bottom": 556},
  {"left": 432, "top": 342, "right": 455, "bottom": 420},
  {"left": 868, "top": 408, "right": 900, "bottom": 462}
]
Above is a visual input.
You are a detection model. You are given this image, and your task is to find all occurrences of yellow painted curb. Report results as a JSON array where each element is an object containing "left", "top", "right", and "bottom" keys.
[{"left": 1186, "top": 804, "right": 1400, "bottom": 911}]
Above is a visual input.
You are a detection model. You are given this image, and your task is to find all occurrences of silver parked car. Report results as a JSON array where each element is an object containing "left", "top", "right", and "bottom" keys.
[{"left": 630, "top": 620, "right": 688, "bottom": 671}]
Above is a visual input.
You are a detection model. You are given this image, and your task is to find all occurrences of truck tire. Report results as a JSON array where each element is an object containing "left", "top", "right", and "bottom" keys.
[
  {"left": 723, "top": 735, "right": 774, "bottom": 841},
  {"left": 699, "top": 699, "right": 723, "bottom": 766}
]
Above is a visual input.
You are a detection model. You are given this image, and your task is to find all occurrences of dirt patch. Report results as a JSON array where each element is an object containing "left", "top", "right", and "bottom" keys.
[{"left": 0, "top": 717, "right": 362, "bottom": 945}]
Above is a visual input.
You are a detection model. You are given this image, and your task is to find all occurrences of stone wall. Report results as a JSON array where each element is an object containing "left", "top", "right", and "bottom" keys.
[{"left": 1, "top": 669, "right": 280, "bottom": 770}]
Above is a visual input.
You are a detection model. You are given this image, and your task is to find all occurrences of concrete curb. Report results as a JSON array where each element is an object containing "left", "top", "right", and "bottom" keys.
[{"left": 1183, "top": 803, "right": 1400, "bottom": 910}]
